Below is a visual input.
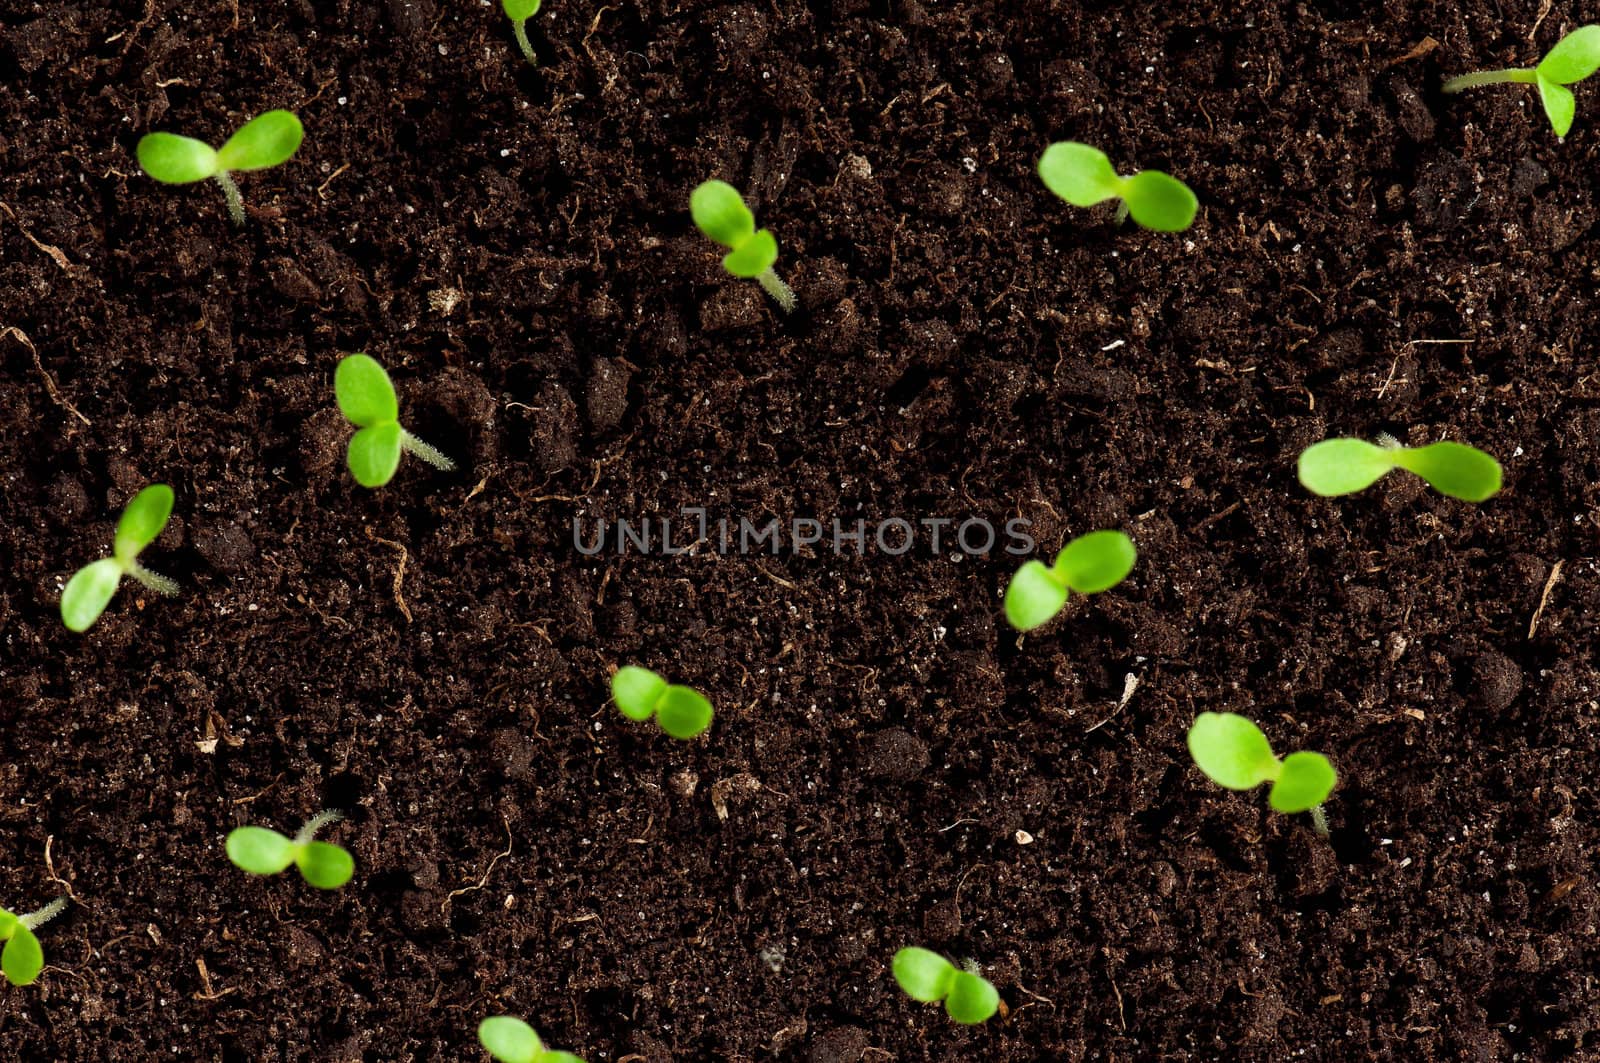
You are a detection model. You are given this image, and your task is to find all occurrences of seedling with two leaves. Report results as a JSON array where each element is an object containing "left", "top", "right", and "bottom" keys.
[
  {"left": 1187, "top": 712, "right": 1337, "bottom": 837},
  {"left": 1038, "top": 142, "right": 1198, "bottom": 232},
  {"left": 892, "top": 947, "right": 1000, "bottom": 1025},
  {"left": 0, "top": 898, "right": 67, "bottom": 987},
  {"left": 610, "top": 666, "right": 714, "bottom": 739},
  {"left": 61, "top": 484, "right": 178, "bottom": 632},
  {"left": 1444, "top": 25, "right": 1600, "bottom": 137},
  {"left": 226, "top": 811, "right": 355, "bottom": 889},
  {"left": 137, "top": 111, "right": 304, "bottom": 225},
  {"left": 335, "top": 353, "right": 457, "bottom": 488},
  {"left": 1298, "top": 435, "right": 1502, "bottom": 502},
  {"left": 690, "top": 180, "right": 797, "bottom": 313},
  {"left": 478, "top": 1016, "right": 586, "bottom": 1063},
  {"left": 1004, "top": 529, "right": 1136, "bottom": 632},
  {"left": 502, "top": 0, "right": 542, "bottom": 64}
]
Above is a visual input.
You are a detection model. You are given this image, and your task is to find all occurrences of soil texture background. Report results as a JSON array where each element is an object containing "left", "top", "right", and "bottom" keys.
[{"left": 2, "top": 0, "right": 1599, "bottom": 1060}]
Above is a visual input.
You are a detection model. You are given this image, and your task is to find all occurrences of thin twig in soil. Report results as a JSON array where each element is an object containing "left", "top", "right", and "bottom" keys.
[
  {"left": 1529, "top": 559, "right": 1564, "bottom": 639},
  {"left": 4, "top": 326, "right": 91, "bottom": 426},
  {"left": 441, "top": 816, "right": 513, "bottom": 913},
  {"left": 367, "top": 529, "right": 413, "bottom": 623}
]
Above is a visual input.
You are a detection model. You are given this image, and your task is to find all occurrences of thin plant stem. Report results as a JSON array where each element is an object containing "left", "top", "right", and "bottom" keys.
[
  {"left": 1442, "top": 68, "right": 1537, "bottom": 93},
  {"left": 756, "top": 268, "right": 797, "bottom": 313},
  {"left": 214, "top": 171, "right": 245, "bottom": 225},
  {"left": 400, "top": 430, "right": 457, "bottom": 472},
  {"left": 1309, "top": 805, "right": 1330, "bottom": 840},
  {"left": 1113, "top": 201, "right": 1130, "bottom": 226},
  {"left": 512, "top": 20, "right": 536, "bottom": 64},
  {"left": 295, "top": 810, "right": 344, "bottom": 848},
  {"left": 128, "top": 564, "right": 179, "bottom": 596},
  {"left": 18, "top": 898, "right": 68, "bottom": 931}
]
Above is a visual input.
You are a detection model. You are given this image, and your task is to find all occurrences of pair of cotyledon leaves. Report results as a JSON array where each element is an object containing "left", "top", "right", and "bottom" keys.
[
  {"left": 1004, "top": 530, "right": 1137, "bottom": 632},
  {"left": 225, "top": 823, "right": 355, "bottom": 890},
  {"left": 610, "top": 666, "right": 714, "bottom": 739},
  {"left": 891, "top": 947, "right": 1001, "bottom": 1025},
  {"left": 1187, "top": 712, "right": 1337, "bottom": 814},
  {"left": 1298, "top": 438, "right": 1502, "bottom": 502},
  {"left": 136, "top": 110, "right": 303, "bottom": 186},
  {"left": 478, "top": 1016, "right": 585, "bottom": 1063},
  {"left": 60, "top": 484, "right": 174, "bottom": 632}
]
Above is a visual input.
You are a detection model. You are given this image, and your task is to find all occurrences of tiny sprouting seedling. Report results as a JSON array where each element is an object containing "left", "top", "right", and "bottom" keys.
[
  {"left": 689, "top": 180, "right": 797, "bottom": 313},
  {"left": 610, "top": 666, "right": 714, "bottom": 739},
  {"left": 892, "top": 947, "right": 1000, "bottom": 1025},
  {"left": 136, "top": 110, "right": 304, "bottom": 225},
  {"left": 1004, "top": 529, "right": 1136, "bottom": 632},
  {"left": 334, "top": 353, "right": 457, "bottom": 488},
  {"left": 1186, "top": 711, "right": 1337, "bottom": 837},
  {"left": 502, "top": 0, "right": 542, "bottom": 64},
  {"left": 477, "top": 1016, "right": 586, "bottom": 1063},
  {"left": 0, "top": 898, "right": 68, "bottom": 987},
  {"left": 1443, "top": 25, "right": 1600, "bottom": 137},
  {"left": 61, "top": 483, "right": 178, "bottom": 633},
  {"left": 1037, "top": 141, "right": 1198, "bottom": 232},
  {"left": 226, "top": 811, "right": 355, "bottom": 889},
  {"left": 1297, "top": 434, "right": 1502, "bottom": 502}
]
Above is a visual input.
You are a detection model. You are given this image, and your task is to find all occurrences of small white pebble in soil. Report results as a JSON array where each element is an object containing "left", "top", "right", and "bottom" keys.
[{"left": 1015, "top": 830, "right": 1034, "bottom": 845}]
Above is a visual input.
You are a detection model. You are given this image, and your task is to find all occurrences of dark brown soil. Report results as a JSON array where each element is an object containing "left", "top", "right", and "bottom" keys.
[{"left": 3, "top": 1, "right": 1599, "bottom": 1059}]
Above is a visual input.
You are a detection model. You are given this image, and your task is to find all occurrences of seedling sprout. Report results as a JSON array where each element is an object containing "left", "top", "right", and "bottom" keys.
[
  {"left": 60, "top": 483, "right": 178, "bottom": 633},
  {"left": 891, "top": 947, "right": 1000, "bottom": 1025},
  {"left": 136, "top": 110, "right": 304, "bottom": 224},
  {"left": 226, "top": 811, "right": 355, "bottom": 889},
  {"left": 1187, "top": 712, "right": 1337, "bottom": 837},
  {"left": 1297, "top": 434, "right": 1502, "bottom": 502},
  {"left": 689, "top": 180, "right": 797, "bottom": 313},
  {"left": 1037, "top": 142, "right": 1198, "bottom": 232},
  {"left": 0, "top": 898, "right": 68, "bottom": 987},
  {"left": 502, "top": 0, "right": 542, "bottom": 65},
  {"left": 1443, "top": 25, "right": 1600, "bottom": 137},
  {"left": 610, "top": 666, "right": 714, "bottom": 739},
  {"left": 477, "top": 1016, "right": 586, "bottom": 1063},
  {"left": 334, "top": 353, "right": 457, "bottom": 488},
  {"left": 1004, "top": 529, "right": 1136, "bottom": 632}
]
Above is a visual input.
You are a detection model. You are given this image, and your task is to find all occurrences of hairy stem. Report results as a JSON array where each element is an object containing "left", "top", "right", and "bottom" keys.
[
  {"left": 18, "top": 897, "right": 68, "bottom": 931},
  {"left": 1113, "top": 200, "right": 1130, "bottom": 226},
  {"left": 127, "top": 563, "right": 179, "bottom": 596},
  {"left": 1442, "top": 67, "right": 1537, "bottom": 93},
  {"left": 214, "top": 171, "right": 246, "bottom": 225},
  {"left": 295, "top": 810, "right": 344, "bottom": 848},
  {"left": 1309, "top": 804, "right": 1331, "bottom": 840},
  {"left": 512, "top": 20, "right": 536, "bottom": 64},
  {"left": 756, "top": 268, "right": 797, "bottom": 313},
  {"left": 400, "top": 430, "right": 457, "bottom": 472}
]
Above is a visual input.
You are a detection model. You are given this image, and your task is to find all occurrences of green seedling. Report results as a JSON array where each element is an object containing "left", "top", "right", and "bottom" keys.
[
  {"left": 892, "top": 947, "right": 1000, "bottom": 1025},
  {"left": 1187, "top": 712, "right": 1336, "bottom": 837},
  {"left": 1037, "top": 141, "right": 1198, "bottom": 232},
  {"left": 136, "top": 110, "right": 304, "bottom": 225},
  {"left": 1297, "top": 434, "right": 1502, "bottom": 502},
  {"left": 226, "top": 811, "right": 355, "bottom": 889},
  {"left": 478, "top": 1016, "right": 586, "bottom": 1063},
  {"left": 1005, "top": 529, "right": 1136, "bottom": 632},
  {"left": 502, "top": 0, "right": 542, "bottom": 64},
  {"left": 1443, "top": 25, "right": 1600, "bottom": 137},
  {"left": 61, "top": 483, "right": 178, "bottom": 633},
  {"left": 610, "top": 666, "right": 714, "bottom": 739},
  {"left": 334, "top": 353, "right": 457, "bottom": 488},
  {"left": 690, "top": 180, "right": 797, "bottom": 313},
  {"left": 0, "top": 898, "right": 68, "bottom": 987}
]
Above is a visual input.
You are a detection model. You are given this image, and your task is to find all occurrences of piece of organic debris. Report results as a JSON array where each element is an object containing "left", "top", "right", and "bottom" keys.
[
  {"left": 478, "top": 1016, "right": 586, "bottom": 1063},
  {"left": 136, "top": 110, "right": 304, "bottom": 225},
  {"left": 1004, "top": 529, "right": 1137, "bottom": 632},
  {"left": 0, "top": 898, "right": 68, "bottom": 987},
  {"left": 610, "top": 665, "right": 714, "bottom": 739},
  {"left": 1186, "top": 711, "right": 1336, "bottom": 837},
  {"left": 689, "top": 179, "right": 797, "bottom": 312},
  {"left": 1297, "top": 434, "right": 1502, "bottom": 502},
  {"left": 1443, "top": 25, "right": 1600, "bottom": 137},
  {"left": 61, "top": 483, "right": 178, "bottom": 633},
  {"left": 1037, "top": 141, "right": 1198, "bottom": 232},
  {"left": 502, "top": 0, "right": 542, "bottom": 64},
  {"left": 226, "top": 811, "right": 355, "bottom": 889},
  {"left": 334, "top": 353, "right": 457, "bottom": 488},
  {"left": 892, "top": 947, "right": 1001, "bottom": 1025}
]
